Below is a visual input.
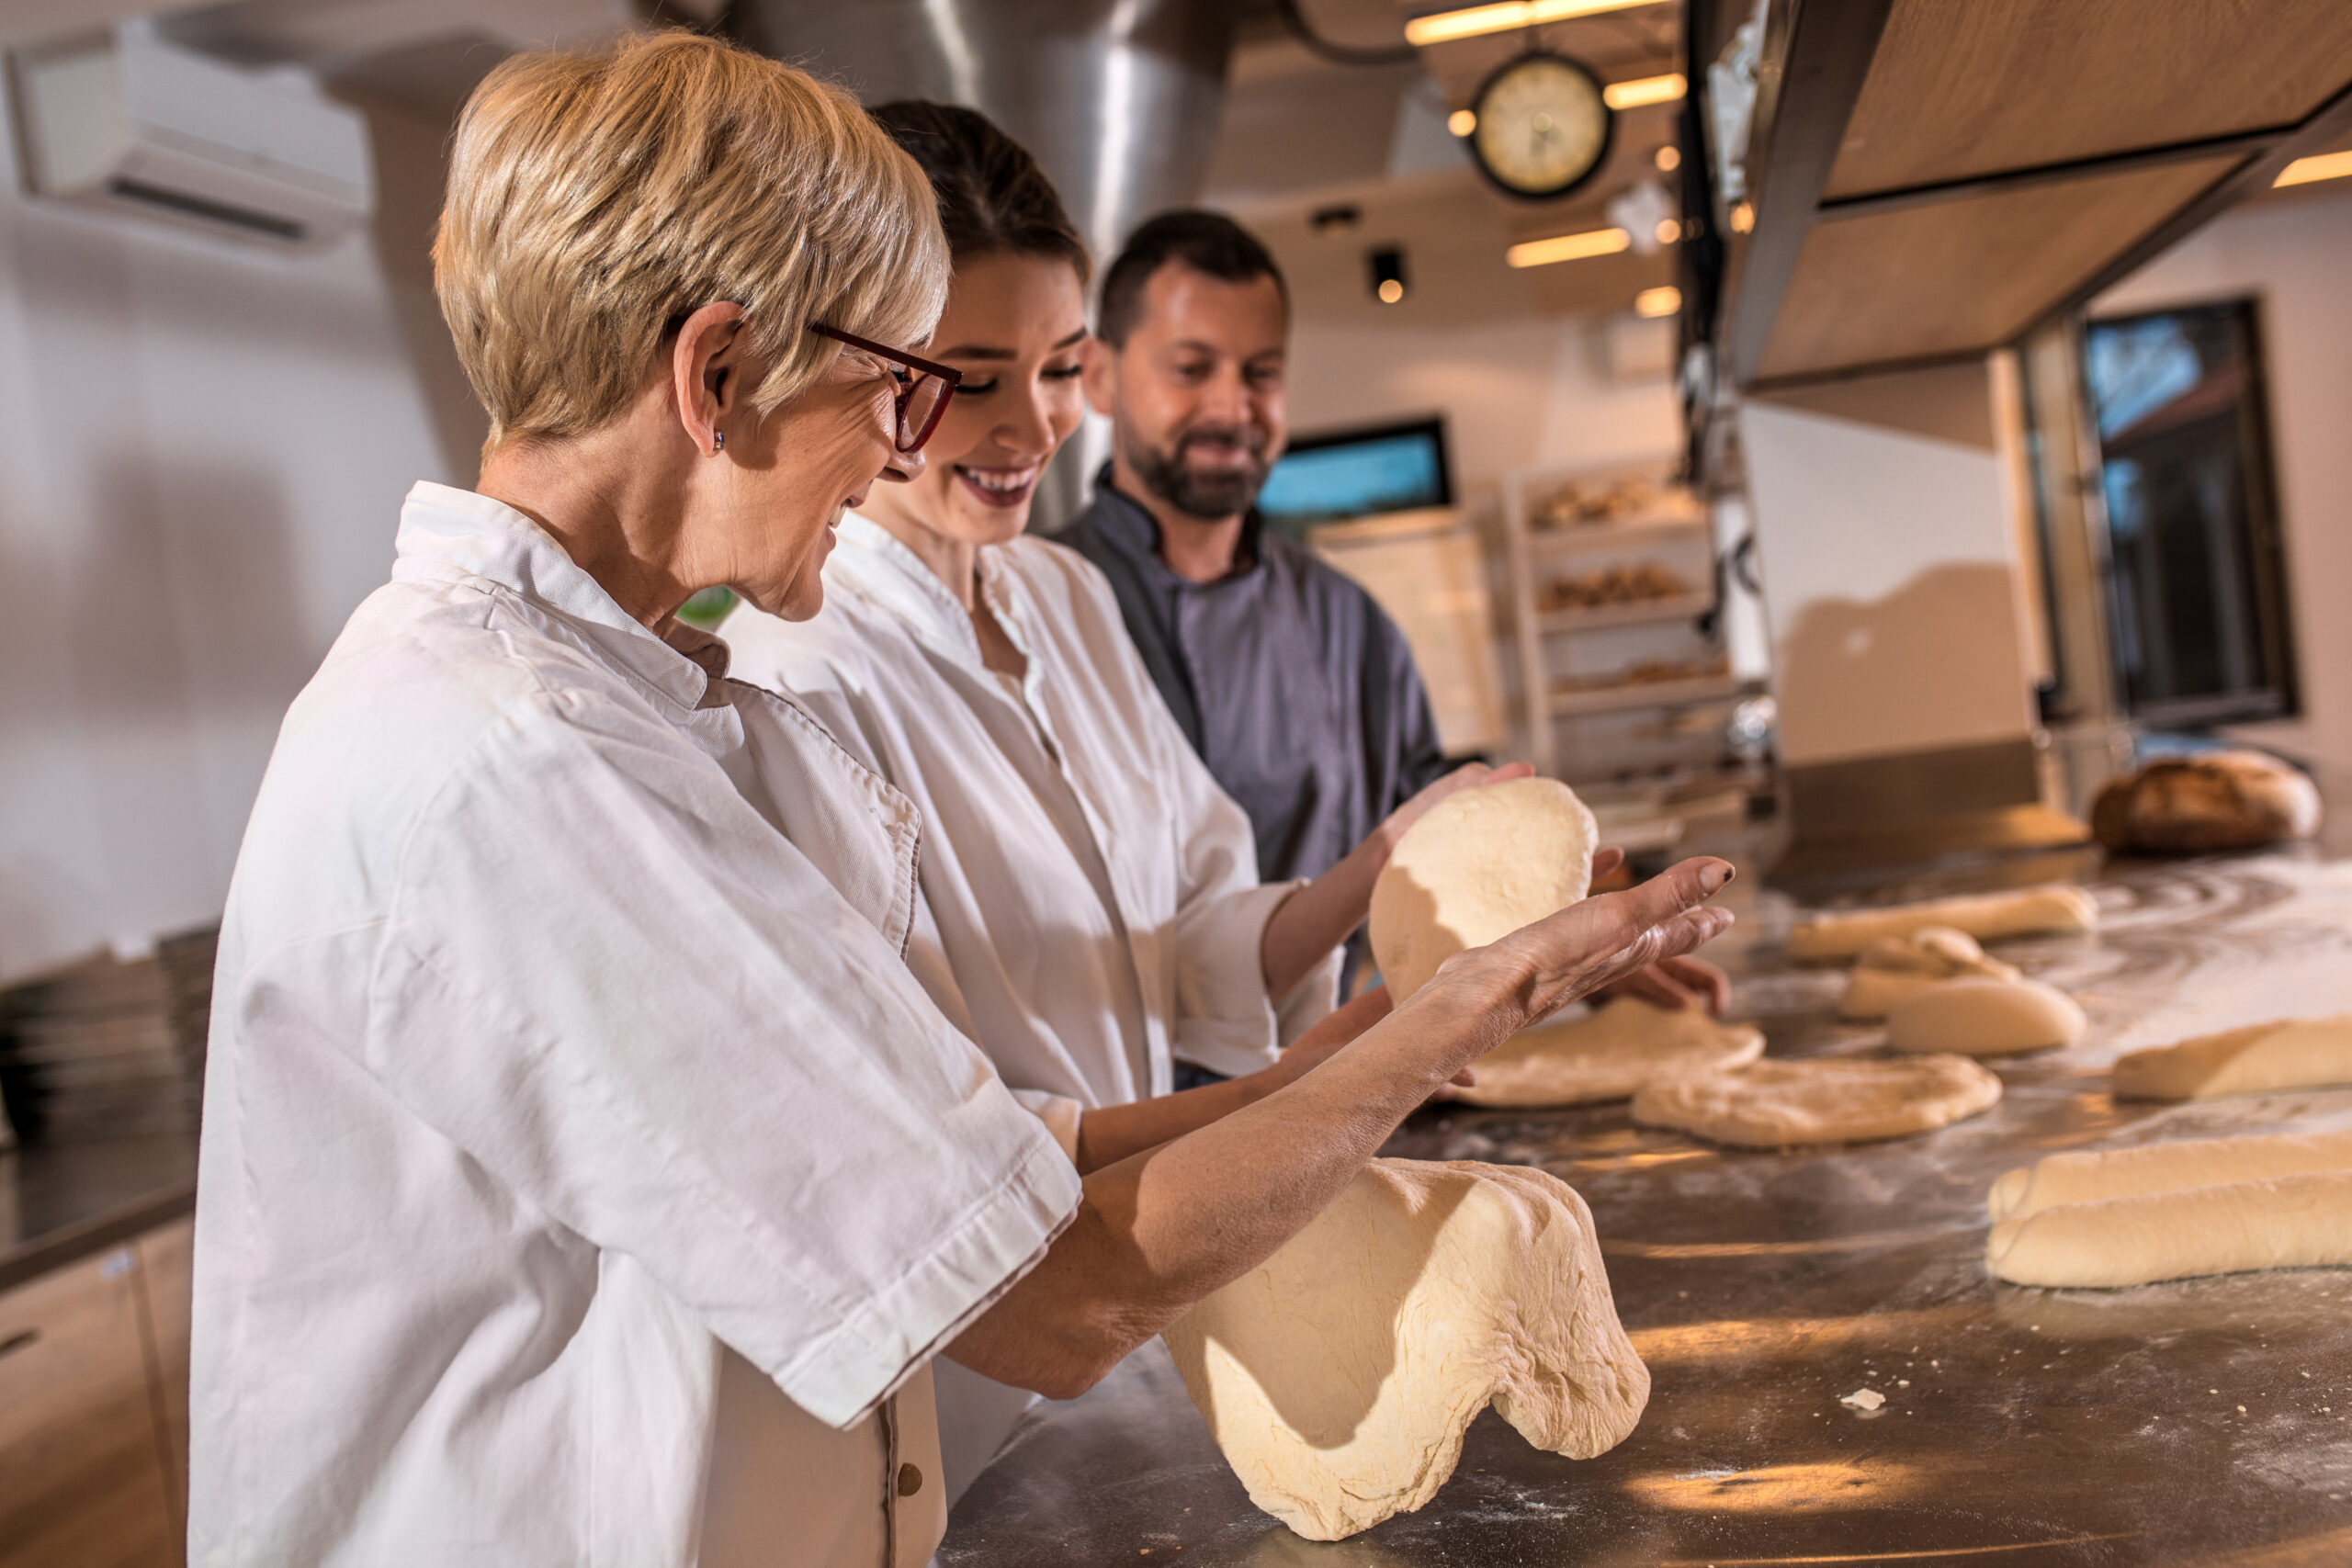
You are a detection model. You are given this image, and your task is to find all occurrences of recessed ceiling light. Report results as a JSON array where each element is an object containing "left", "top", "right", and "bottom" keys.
[
  {"left": 1448, "top": 108, "right": 1477, "bottom": 137},
  {"left": 1405, "top": 0, "right": 1656, "bottom": 48},
  {"left": 2275, "top": 150, "right": 2352, "bottom": 187},
  {"left": 1602, "top": 73, "right": 1686, "bottom": 111},
  {"left": 1635, "top": 285, "right": 1681, "bottom": 318},
  {"left": 1655, "top": 145, "right": 1682, "bottom": 173},
  {"left": 1506, "top": 227, "right": 1631, "bottom": 268}
]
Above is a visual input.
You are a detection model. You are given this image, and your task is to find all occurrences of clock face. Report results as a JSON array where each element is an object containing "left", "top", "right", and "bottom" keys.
[{"left": 1470, "top": 54, "right": 1613, "bottom": 200}]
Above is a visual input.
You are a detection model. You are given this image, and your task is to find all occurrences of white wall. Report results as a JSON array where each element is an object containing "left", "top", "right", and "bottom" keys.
[
  {"left": 0, "top": 92, "right": 461, "bottom": 984},
  {"left": 1285, "top": 312, "right": 1681, "bottom": 507},
  {"left": 2092, "top": 185, "right": 2352, "bottom": 776},
  {"left": 1740, "top": 398, "right": 2037, "bottom": 768}
]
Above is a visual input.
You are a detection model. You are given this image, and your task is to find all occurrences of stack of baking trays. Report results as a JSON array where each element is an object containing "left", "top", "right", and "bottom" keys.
[{"left": 0, "top": 926, "right": 215, "bottom": 1142}]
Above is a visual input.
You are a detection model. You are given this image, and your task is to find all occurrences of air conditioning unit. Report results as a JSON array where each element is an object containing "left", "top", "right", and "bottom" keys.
[{"left": 7, "top": 23, "right": 372, "bottom": 250}]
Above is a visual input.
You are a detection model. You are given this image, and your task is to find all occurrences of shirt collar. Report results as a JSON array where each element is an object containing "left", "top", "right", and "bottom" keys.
[
  {"left": 825, "top": 512, "right": 989, "bottom": 666},
  {"left": 391, "top": 480, "right": 729, "bottom": 709},
  {"left": 1086, "top": 464, "right": 1264, "bottom": 588}
]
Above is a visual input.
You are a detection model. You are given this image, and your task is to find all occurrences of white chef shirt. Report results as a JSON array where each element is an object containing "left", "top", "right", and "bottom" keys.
[
  {"left": 723, "top": 514, "right": 1340, "bottom": 1114},
  {"left": 187, "top": 483, "right": 1081, "bottom": 1568}
]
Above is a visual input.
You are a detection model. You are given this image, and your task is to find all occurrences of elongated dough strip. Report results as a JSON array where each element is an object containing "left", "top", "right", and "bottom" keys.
[
  {"left": 1985, "top": 1169, "right": 2352, "bottom": 1287},
  {"left": 2111, "top": 1014, "right": 2352, "bottom": 1100},
  {"left": 1787, "top": 886, "right": 2096, "bottom": 962},
  {"left": 1988, "top": 1127, "right": 2352, "bottom": 1222}
]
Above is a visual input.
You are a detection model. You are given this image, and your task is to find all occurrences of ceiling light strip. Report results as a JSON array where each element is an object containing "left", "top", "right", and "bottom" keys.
[
  {"left": 2274, "top": 150, "right": 2352, "bottom": 187},
  {"left": 1603, "top": 72, "right": 1686, "bottom": 110},
  {"left": 1405, "top": 0, "right": 1657, "bottom": 48},
  {"left": 1507, "top": 227, "right": 1633, "bottom": 267}
]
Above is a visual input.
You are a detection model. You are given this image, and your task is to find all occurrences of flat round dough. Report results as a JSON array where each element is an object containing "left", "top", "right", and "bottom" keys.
[
  {"left": 1787, "top": 886, "right": 2097, "bottom": 962},
  {"left": 1162, "top": 1159, "right": 1647, "bottom": 1541},
  {"left": 1451, "top": 997, "right": 1765, "bottom": 1108},
  {"left": 1838, "top": 926, "right": 2020, "bottom": 1021},
  {"left": 1886, "top": 977, "right": 2086, "bottom": 1057},
  {"left": 1369, "top": 777, "right": 1597, "bottom": 1003},
  {"left": 1630, "top": 1055, "right": 2003, "bottom": 1147},
  {"left": 1985, "top": 1169, "right": 2352, "bottom": 1287},
  {"left": 2112, "top": 1014, "right": 2352, "bottom": 1100},
  {"left": 1988, "top": 1127, "right": 2352, "bottom": 1223}
]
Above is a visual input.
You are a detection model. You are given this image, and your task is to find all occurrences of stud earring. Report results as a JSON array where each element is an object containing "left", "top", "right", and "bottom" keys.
[{"left": 712, "top": 430, "right": 726, "bottom": 453}]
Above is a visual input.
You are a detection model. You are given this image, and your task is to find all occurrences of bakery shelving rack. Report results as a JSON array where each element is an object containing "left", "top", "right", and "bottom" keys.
[{"left": 1503, "top": 457, "right": 1752, "bottom": 782}]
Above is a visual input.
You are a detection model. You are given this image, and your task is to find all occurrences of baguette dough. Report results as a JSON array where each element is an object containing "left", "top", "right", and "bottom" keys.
[
  {"left": 1988, "top": 1127, "right": 2352, "bottom": 1222},
  {"left": 1838, "top": 926, "right": 2020, "bottom": 1021},
  {"left": 2112, "top": 1014, "right": 2352, "bottom": 1100},
  {"left": 1630, "top": 1055, "right": 2003, "bottom": 1147},
  {"left": 1451, "top": 997, "right": 1765, "bottom": 1108},
  {"left": 1369, "top": 777, "right": 1598, "bottom": 1002},
  {"left": 1985, "top": 1169, "right": 2352, "bottom": 1287},
  {"left": 1161, "top": 1159, "right": 1646, "bottom": 1541},
  {"left": 1787, "top": 886, "right": 2097, "bottom": 962},
  {"left": 1886, "top": 977, "right": 2087, "bottom": 1057}
]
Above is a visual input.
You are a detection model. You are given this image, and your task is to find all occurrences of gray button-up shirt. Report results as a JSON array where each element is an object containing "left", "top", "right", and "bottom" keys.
[{"left": 1055, "top": 469, "right": 1451, "bottom": 886}]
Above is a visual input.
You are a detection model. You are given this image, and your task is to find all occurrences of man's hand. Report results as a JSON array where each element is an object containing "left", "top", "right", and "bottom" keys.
[{"left": 1592, "top": 953, "right": 1733, "bottom": 1014}]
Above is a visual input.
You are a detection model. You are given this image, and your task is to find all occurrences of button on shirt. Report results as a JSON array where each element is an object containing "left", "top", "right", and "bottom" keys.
[
  {"left": 1055, "top": 471, "right": 1452, "bottom": 887},
  {"left": 187, "top": 483, "right": 1081, "bottom": 1568}
]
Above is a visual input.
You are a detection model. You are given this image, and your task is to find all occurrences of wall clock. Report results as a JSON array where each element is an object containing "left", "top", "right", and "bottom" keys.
[{"left": 1467, "top": 52, "right": 1614, "bottom": 201}]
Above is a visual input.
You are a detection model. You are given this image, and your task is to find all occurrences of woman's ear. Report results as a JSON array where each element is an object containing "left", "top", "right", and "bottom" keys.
[{"left": 672, "top": 302, "right": 749, "bottom": 457}]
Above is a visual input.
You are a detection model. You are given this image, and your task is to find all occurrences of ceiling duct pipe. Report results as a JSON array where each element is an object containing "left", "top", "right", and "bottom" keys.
[{"left": 727, "top": 0, "right": 1244, "bottom": 530}]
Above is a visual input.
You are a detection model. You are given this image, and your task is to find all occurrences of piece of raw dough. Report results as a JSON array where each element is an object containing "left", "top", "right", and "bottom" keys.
[
  {"left": 1369, "top": 777, "right": 1598, "bottom": 1002},
  {"left": 1787, "top": 886, "right": 2097, "bottom": 962},
  {"left": 1161, "top": 1158, "right": 1646, "bottom": 1541},
  {"left": 1985, "top": 1169, "right": 2352, "bottom": 1287},
  {"left": 1450, "top": 997, "right": 1765, "bottom": 1108},
  {"left": 1838, "top": 926, "right": 2020, "bottom": 1021},
  {"left": 2112, "top": 1015, "right": 2352, "bottom": 1100},
  {"left": 1630, "top": 1055, "right": 2002, "bottom": 1147},
  {"left": 1886, "top": 977, "right": 2086, "bottom": 1057},
  {"left": 1988, "top": 1127, "right": 2352, "bottom": 1222}
]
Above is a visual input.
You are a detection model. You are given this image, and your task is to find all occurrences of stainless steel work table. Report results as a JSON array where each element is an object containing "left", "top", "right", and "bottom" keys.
[{"left": 941, "top": 853, "right": 2352, "bottom": 1566}]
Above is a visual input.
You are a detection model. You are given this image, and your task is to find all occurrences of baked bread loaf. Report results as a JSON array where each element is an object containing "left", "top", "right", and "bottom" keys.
[{"left": 2091, "top": 750, "right": 2320, "bottom": 854}]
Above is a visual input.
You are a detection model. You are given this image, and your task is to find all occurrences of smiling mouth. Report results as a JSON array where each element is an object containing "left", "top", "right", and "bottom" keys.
[{"left": 955, "top": 463, "right": 1041, "bottom": 509}]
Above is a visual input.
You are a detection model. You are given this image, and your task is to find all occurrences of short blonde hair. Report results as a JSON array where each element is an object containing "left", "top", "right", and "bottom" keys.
[{"left": 435, "top": 31, "right": 949, "bottom": 454}]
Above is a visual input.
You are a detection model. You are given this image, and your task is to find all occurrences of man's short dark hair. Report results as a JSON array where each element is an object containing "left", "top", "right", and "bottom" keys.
[{"left": 1095, "top": 209, "right": 1289, "bottom": 347}]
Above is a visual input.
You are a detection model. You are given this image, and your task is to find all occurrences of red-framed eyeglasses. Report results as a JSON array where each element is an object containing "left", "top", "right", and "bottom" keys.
[{"left": 808, "top": 322, "right": 963, "bottom": 454}]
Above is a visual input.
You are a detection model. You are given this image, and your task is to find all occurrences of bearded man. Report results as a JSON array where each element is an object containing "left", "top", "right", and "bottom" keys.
[{"left": 1055, "top": 210, "right": 1452, "bottom": 1053}]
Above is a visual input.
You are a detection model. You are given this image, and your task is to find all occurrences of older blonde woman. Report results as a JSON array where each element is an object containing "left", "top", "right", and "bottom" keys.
[{"left": 188, "top": 33, "right": 1735, "bottom": 1568}]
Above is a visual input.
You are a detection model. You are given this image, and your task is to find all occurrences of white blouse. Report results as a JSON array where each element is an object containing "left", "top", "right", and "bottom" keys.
[
  {"left": 188, "top": 484, "right": 1080, "bottom": 1568},
  {"left": 722, "top": 514, "right": 1340, "bottom": 1122}
]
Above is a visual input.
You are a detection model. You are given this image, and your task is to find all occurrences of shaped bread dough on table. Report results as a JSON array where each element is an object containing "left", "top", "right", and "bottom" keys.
[
  {"left": 1886, "top": 977, "right": 2086, "bottom": 1057},
  {"left": 1630, "top": 1055, "right": 2002, "bottom": 1148},
  {"left": 1988, "top": 1126, "right": 2352, "bottom": 1222},
  {"left": 1838, "top": 926, "right": 2020, "bottom": 1020},
  {"left": 1162, "top": 1159, "right": 1647, "bottom": 1541},
  {"left": 2112, "top": 1014, "right": 2352, "bottom": 1100},
  {"left": 1369, "top": 777, "right": 1597, "bottom": 1004},
  {"left": 1787, "top": 885, "right": 2097, "bottom": 962},
  {"left": 1450, "top": 996, "right": 1765, "bottom": 1108},
  {"left": 1984, "top": 1168, "right": 2352, "bottom": 1287}
]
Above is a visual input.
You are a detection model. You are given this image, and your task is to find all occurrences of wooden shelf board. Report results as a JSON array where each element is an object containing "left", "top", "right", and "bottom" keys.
[
  {"left": 1549, "top": 673, "right": 1743, "bottom": 717},
  {"left": 1537, "top": 592, "right": 1716, "bottom": 633},
  {"left": 1528, "top": 515, "right": 1712, "bottom": 553}
]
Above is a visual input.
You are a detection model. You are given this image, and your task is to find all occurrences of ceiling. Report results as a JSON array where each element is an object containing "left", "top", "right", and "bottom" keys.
[{"left": 1206, "top": 0, "right": 1689, "bottom": 328}]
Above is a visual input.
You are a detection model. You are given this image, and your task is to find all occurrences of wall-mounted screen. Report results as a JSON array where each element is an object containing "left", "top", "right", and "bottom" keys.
[{"left": 1256, "top": 416, "right": 1452, "bottom": 538}]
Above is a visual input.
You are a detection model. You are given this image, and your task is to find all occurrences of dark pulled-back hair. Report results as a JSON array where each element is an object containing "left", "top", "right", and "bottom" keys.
[
  {"left": 1096, "top": 209, "right": 1288, "bottom": 347},
  {"left": 867, "top": 100, "right": 1090, "bottom": 284}
]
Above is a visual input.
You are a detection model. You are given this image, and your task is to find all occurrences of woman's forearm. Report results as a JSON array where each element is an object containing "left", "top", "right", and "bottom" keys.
[
  {"left": 947, "top": 858, "right": 1737, "bottom": 1397},
  {"left": 1258, "top": 827, "right": 1391, "bottom": 999}
]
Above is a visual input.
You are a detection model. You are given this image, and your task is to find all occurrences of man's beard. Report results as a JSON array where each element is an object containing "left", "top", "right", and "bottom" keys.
[{"left": 1124, "top": 422, "right": 1272, "bottom": 521}]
